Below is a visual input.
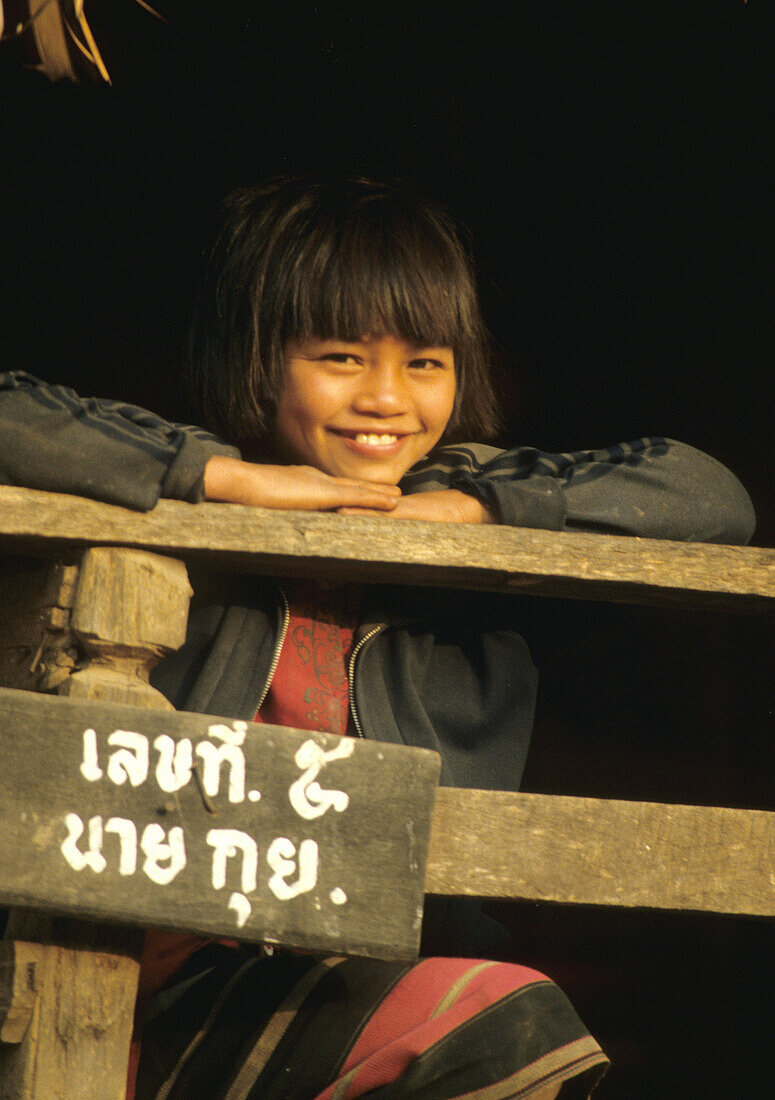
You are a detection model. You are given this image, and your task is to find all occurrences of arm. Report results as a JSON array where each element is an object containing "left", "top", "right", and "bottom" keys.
[
  {"left": 399, "top": 437, "right": 756, "bottom": 544},
  {"left": 0, "top": 371, "right": 240, "bottom": 510},
  {"left": 0, "top": 372, "right": 399, "bottom": 513}
]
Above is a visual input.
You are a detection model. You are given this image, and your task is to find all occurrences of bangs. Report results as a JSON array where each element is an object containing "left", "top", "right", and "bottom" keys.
[
  {"left": 188, "top": 177, "right": 499, "bottom": 447},
  {"left": 274, "top": 194, "right": 479, "bottom": 355}
]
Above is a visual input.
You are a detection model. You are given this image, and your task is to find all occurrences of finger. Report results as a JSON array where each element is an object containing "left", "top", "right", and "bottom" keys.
[
  {"left": 364, "top": 500, "right": 437, "bottom": 521},
  {"left": 338, "top": 491, "right": 399, "bottom": 510},
  {"left": 337, "top": 506, "right": 396, "bottom": 517},
  {"left": 337, "top": 479, "right": 401, "bottom": 497}
]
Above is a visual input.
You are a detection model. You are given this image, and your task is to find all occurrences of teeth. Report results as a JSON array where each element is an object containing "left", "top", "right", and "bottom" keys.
[{"left": 355, "top": 433, "right": 398, "bottom": 445}]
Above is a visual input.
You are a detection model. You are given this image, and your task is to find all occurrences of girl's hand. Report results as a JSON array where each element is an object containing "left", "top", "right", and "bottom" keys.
[
  {"left": 339, "top": 489, "right": 495, "bottom": 524},
  {"left": 204, "top": 456, "right": 401, "bottom": 511}
]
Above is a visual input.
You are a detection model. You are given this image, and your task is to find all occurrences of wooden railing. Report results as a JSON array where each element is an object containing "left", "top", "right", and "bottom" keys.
[{"left": 0, "top": 483, "right": 773, "bottom": 1098}]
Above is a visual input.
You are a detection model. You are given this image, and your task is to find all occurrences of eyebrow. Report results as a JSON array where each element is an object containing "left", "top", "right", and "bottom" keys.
[{"left": 292, "top": 337, "right": 452, "bottom": 350}]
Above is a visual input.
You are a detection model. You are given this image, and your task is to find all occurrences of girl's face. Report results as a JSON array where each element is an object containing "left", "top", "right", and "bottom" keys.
[{"left": 274, "top": 334, "right": 456, "bottom": 485}]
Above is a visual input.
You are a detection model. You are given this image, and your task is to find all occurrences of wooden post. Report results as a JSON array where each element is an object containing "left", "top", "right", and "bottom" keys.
[
  {"left": 1, "top": 547, "right": 192, "bottom": 1100},
  {"left": 58, "top": 546, "right": 191, "bottom": 710}
]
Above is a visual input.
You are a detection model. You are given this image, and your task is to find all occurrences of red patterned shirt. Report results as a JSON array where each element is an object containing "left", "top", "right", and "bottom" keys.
[{"left": 254, "top": 580, "right": 361, "bottom": 736}]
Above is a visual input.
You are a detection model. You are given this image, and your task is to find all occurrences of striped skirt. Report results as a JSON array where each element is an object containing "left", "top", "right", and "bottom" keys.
[{"left": 134, "top": 946, "right": 608, "bottom": 1099}]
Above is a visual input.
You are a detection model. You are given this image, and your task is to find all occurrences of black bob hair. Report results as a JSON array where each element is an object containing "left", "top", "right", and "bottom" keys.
[{"left": 185, "top": 176, "right": 500, "bottom": 450}]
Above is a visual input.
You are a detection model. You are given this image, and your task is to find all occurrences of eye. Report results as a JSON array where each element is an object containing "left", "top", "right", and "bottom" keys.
[
  {"left": 321, "top": 352, "right": 362, "bottom": 366},
  {"left": 409, "top": 357, "right": 447, "bottom": 371},
  {"left": 320, "top": 352, "right": 360, "bottom": 365}
]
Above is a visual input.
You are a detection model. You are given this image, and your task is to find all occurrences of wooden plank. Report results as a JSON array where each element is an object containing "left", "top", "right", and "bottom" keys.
[
  {"left": 0, "top": 486, "right": 772, "bottom": 607},
  {"left": 425, "top": 788, "right": 775, "bottom": 916},
  {"left": 0, "top": 941, "right": 137, "bottom": 1100},
  {"left": 0, "top": 688, "right": 440, "bottom": 960}
]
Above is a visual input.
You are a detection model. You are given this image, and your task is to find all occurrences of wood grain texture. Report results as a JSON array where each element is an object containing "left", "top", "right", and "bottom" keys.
[
  {"left": 0, "top": 548, "right": 193, "bottom": 1100},
  {"left": 70, "top": 548, "right": 191, "bottom": 653},
  {"left": 425, "top": 788, "right": 775, "bottom": 916},
  {"left": 0, "top": 486, "right": 772, "bottom": 607},
  {"left": 0, "top": 942, "right": 136, "bottom": 1100},
  {"left": 0, "top": 687, "right": 440, "bottom": 960},
  {"left": 0, "top": 943, "right": 45, "bottom": 1045},
  {"left": 59, "top": 547, "right": 192, "bottom": 710},
  {"left": 0, "top": 560, "right": 78, "bottom": 693}
]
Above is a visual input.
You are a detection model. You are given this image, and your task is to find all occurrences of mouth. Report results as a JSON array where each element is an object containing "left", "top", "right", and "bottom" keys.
[
  {"left": 354, "top": 432, "right": 400, "bottom": 446},
  {"left": 331, "top": 429, "right": 411, "bottom": 451}
]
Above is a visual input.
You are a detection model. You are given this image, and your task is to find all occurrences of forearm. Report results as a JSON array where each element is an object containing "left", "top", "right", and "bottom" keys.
[
  {"left": 560, "top": 439, "right": 756, "bottom": 543},
  {"left": 402, "top": 438, "right": 756, "bottom": 544},
  {"left": 0, "top": 372, "right": 239, "bottom": 511}
]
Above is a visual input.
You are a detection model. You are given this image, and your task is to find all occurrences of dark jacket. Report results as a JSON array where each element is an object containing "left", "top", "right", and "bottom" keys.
[
  {"left": 152, "top": 574, "right": 539, "bottom": 792},
  {"left": 0, "top": 369, "right": 757, "bottom": 795}
]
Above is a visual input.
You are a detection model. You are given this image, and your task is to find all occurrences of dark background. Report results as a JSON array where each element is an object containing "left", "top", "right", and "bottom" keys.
[{"left": 2, "top": 3, "right": 772, "bottom": 1097}]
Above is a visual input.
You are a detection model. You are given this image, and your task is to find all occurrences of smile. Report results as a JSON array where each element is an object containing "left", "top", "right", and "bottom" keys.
[
  {"left": 355, "top": 433, "right": 399, "bottom": 445},
  {"left": 331, "top": 429, "right": 410, "bottom": 451}
]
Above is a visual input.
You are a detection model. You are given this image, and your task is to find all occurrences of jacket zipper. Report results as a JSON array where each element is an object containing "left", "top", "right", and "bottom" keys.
[
  {"left": 254, "top": 583, "right": 290, "bottom": 714},
  {"left": 348, "top": 624, "right": 386, "bottom": 738}
]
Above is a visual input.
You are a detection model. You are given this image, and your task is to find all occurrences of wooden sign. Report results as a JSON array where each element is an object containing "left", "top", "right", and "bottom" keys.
[{"left": 0, "top": 687, "right": 440, "bottom": 960}]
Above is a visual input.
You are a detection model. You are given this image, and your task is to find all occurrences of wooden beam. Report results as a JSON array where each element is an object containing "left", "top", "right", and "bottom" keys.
[
  {"left": 425, "top": 788, "right": 775, "bottom": 917},
  {"left": 0, "top": 940, "right": 138, "bottom": 1098},
  {"left": 0, "top": 486, "right": 773, "bottom": 607},
  {"left": 0, "top": 687, "right": 440, "bottom": 961},
  {"left": 0, "top": 548, "right": 194, "bottom": 1100},
  {"left": 2, "top": 683, "right": 771, "bottom": 923}
]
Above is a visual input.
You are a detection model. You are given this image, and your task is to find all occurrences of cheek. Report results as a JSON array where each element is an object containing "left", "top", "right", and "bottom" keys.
[
  {"left": 286, "top": 372, "right": 341, "bottom": 425},
  {"left": 273, "top": 373, "right": 343, "bottom": 463},
  {"left": 429, "top": 380, "right": 457, "bottom": 436},
  {"left": 272, "top": 390, "right": 314, "bottom": 461},
  {"left": 275, "top": 375, "right": 320, "bottom": 435}
]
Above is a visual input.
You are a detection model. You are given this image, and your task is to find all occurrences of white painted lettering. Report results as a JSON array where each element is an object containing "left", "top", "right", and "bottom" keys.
[
  {"left": 61, "top": 812, "right": 107, "bottom": 873},
  {"left": 79, "top": 728, "right": 103, "bottom": 782},
  {"left": 105, "top": 817, "right": 137, "bottom": 875},
  {"left": 207, "top": 828, "right": 258, "bottom": 893},
  {"left": 154, "top": 735, "right": 193, "bottom": 792},
  {"left": 267, "top": 837, "right": 318, "bottom": 900},
  {"left": 140, "top": 824, "right": 186, "bottom": 885},
  {"left": 288, "top": 739, "right": 353, "bottom": 820},
  {"left": 107, "top": 731, "right": 150, "bottom": 787},
  {"left": 196, "top": 723, "right": 247, "bottom": 804},
  {"left": 228, "top": 892, "right": 252, "bottom": 928}
]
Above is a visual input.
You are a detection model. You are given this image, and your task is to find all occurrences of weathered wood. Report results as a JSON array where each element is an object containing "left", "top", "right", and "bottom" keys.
[
  {"left": 2, "top": 681, "right": 770, "bottom": 927},
  {"left": 0, "top": 560, "right": 78, "bottom": 693},
  {"left": 425, "top": 788, "right": 775, "bottom": 916},
  {"left": 0, "top": 943, "right": 45, "bottom": 1045},
  {"left": 0, "top": 942, "right": 137, "bottom": 1100},
  {"left": 59, "top": 547, "right": 192, "bottom": 709},
  {"left": 1, "top": 547, "right": 193, "bottom": 1100},
  {"left": 0, "top": 486, "right": 772, "bottom": 608},
  {"left": 0, "top": 687, "right": 441, "bottom": 959}
]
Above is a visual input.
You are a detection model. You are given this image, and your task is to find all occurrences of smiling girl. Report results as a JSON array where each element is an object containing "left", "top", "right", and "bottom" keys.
[{"left": 0, "top": 176, "right": 755, "bottom": 1098}]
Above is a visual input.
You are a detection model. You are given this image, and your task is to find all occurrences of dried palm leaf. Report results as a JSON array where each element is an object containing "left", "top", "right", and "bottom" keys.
[{"left": 0, "top": 0, "right": 171, "bottom": 83}]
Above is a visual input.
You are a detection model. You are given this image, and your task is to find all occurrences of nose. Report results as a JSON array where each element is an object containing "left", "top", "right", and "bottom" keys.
[{"left": 351, "top": 362, "right": 411, "bottom": 418}]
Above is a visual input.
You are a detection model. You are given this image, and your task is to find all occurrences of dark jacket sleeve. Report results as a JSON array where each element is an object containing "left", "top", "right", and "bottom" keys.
[
  {"left": 401, "top": 437, "right": 756, "bottom": 544},
  {"left": 0, "top": 371, "right": 240, "bottom": 511}
]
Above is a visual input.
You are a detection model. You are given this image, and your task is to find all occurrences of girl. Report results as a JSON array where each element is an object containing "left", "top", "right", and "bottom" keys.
[{"left": 0, "top": 177, "right": 755, "bottom": 1099}]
